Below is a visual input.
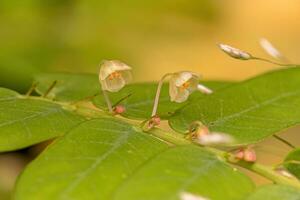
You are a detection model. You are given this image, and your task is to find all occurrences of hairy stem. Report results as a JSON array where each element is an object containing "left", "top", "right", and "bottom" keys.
[{"left": 151, "top": 73, "right": 173, "bottom": 117}]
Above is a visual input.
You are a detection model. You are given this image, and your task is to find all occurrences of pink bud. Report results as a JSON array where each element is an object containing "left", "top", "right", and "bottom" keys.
[
  {"left": 113, "top": 105, "right": 126, "bottom": 114},
  {"left": 244, "top": 149, "right": 256, "bottom": 162},
  {"left": 151, "top": 116, "right": 161, "bottom": 126},
  {"left": 234, "top": 149, "right": 245, "bottom": 160}
]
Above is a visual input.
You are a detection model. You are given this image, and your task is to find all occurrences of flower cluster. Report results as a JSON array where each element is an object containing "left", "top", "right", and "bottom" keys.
[{"left": 98, "top": 60, "right": 213, "bottom": 123}]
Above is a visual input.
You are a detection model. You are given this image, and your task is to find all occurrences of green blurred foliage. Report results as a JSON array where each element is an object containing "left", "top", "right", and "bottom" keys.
[{"left": 0, "top": 0, "right": 220, "bottom": 92}]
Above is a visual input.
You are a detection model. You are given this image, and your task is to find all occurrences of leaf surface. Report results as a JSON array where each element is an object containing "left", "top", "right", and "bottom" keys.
[
  {"left": 283, "top": 148, "right": 300, "bottom": 179},
  {"left": 0, "top": 88, "right": 85, "bottom": 152},
  {"left": 34, "top": 73, "right": 100, "bottom": 101},
  {"left": 15, "top": 118, "right": 254, "bottom": 200},
  {"left": 246, "top": 185, "right": 300, "bottom": 200},
  {"left": 169, "top": 68, "right": 300, "bottom": 145}
]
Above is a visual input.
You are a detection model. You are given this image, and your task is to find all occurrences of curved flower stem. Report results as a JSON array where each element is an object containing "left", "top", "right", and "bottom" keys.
[
  {"left": 151, "top": 73, "right": 173, "bottom": 117},
  {"left": 252, "top": 57, "right": 297, "bottom": 67},
  {"left": 102, "top": 89, "right": 113, "bottom": 113}
]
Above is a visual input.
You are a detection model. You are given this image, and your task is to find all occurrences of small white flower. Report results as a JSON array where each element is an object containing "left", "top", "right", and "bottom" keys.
[
  {"left": 180, "top": 192, "right": 209, "bottom": 200},
  {"left": 259, "top": 38, "right": 283, "bottom": 60},
  {"left": 197, "top": 132, "right": 233, "bottom": 146},
  {"left": 99, "top": 60, "right": 132, "bottom": 92},
  {"left": 219, "top": 44, "right": 251, "bottom": 60},
  {"left": 169, "top": 71, "right": 200, "bottom": 103}
]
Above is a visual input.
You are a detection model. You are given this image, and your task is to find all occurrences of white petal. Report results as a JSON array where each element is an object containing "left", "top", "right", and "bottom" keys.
[
  {"left": 180, "top": 192, "right": 209, "bottom": 200},
  {"left": 172, "top": 89, "right": 190, "bottom": 103},
  {"left": 99, "top": 60, "right": 132, "bottom": 80},
  {"left": 260, "top": 38, "right": 282, "bottom": 60},
  {"left": 173, "top": 71, "right": 199, "bottom": 87},
  {"left": 197, "top": 132, "right": 233, "bottom": 146},
  {"left": 197, "top": 84, "right": 213, "bottom": 94},
  {"left": 101, "top": 77, "right": 126, "bottom": 92}
]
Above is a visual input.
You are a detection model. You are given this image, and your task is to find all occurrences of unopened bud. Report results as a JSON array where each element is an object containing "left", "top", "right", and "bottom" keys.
[
  {"left": 219, "top": 44, "right": 252, "bottom": 60},
  {"left": 243, "top": 148, "right": 257, "bottom": 162},
  {"left": 234, "top": 149, "right": 245, "bottom": 160},
  {"left": 113, "top": 105, "right": 126, "bottom": 114},
  {"left": 143, "top": 115, "right": 161, "bottom": 131}
]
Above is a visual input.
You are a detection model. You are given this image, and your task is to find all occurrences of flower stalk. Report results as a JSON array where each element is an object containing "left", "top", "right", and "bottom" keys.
[{"left": 151, "top": 73, "right": 173, "bottom": 117}]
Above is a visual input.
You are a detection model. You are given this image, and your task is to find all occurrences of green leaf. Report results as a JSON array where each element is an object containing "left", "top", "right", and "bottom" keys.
[
  {"left": 169, "top": 68, "right": 300, "bottom": 146},
  {"left": 113, "top": 146, "right": 254, "bottom": 200},
  {"left": 283, "top": 149, "right": 300, "bottom": 179},
  {"left": 15, "top": 118, "right": 254, "bottom": 200},
  {"left": 93, "top": 81, "right": 232, "bottom": 119},
  {"left": 0, "top": 88, "right": 85, "bottom": 152},
  {"left": 246, "top": 185, "right": 300, "bottom": 200},
  {"left": 34, "top": 73, "right": 100, "bottom": 101}
]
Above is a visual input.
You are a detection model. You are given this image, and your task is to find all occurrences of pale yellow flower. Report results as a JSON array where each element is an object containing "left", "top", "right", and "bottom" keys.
[
  {"left": 169, "top": 71, "right": 199, "bottom": 103},
  {"left": 169, "top": 72, "right": 212, "bottom": 103},
  {"left": 99, "top": 60, "right": 132, "bottom": 92}
]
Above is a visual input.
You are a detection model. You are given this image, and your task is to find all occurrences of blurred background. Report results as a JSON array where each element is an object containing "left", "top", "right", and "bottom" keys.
[{"left": 1, "top": 0, "right": 300, "bottom": 199}]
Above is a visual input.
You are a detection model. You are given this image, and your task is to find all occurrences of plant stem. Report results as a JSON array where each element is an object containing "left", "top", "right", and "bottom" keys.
[
  {"left": 252, "top": 57, "right": 297, "bottom": 67},
  {"left": 43, "top": 80, "right": 57, "bottom": 98},
  {"left": 233, "top": 160, "right": 300, "bottom": 189},
  {"left": 151, "top": 73, "right": 173, "bottom": 117},
  {"left": 273, "top": 134, "right": 296, "bottom": 149},
  {"left": 26, "top": 82, "right": 38, "bottom": 96},
  {"left": 102, "top": 89, "right": 113, "bottom": 113}
]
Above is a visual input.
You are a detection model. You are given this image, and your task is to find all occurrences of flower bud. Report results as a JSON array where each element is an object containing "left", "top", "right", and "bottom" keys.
[
  {"left": 219, "top": 44, "right": 252, "bottom": 60},
  {"left": 243, "top": 148, "right": 257, "bottom": 162},
  {"left": 113, "top": 105, "right": 126, "bottom": 114}
]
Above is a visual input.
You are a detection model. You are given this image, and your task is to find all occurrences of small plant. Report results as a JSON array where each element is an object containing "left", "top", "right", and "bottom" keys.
[{"left": 1, "top": 41, "right": 300, "bottom": 199}]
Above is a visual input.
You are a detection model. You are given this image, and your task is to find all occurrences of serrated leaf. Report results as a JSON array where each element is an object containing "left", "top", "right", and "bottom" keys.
[
  {"left": 34, "top": 73, "right": 100, "bottom": 101},
  {"left": 93, "top": 81, "right": 232, "bottom": 119},
  {"left": 169, "top": 68, "right": 300, "bottom": 146},
  {"left": 283, "top": 149, "right": 300, "bottom": 179},
  {"left": 15, "top": 118, "right": 254, "bottom": 200},
  {"left": 0, "top": 88, "right": 85, "bottom": 152},
  {"left": 246, "top": 185, "right": 300, "bottom": 200}
]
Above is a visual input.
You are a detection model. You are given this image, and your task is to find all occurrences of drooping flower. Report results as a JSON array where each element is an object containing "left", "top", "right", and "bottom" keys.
[
  {"left": 219, "top": 44, "right": 252, "bottom": 60},
  {"left": 169, "top": 71, "right": 211, "bottom": 103},
  {"left": 99, "top": 60, "right": 132, "bottom": 92}
]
